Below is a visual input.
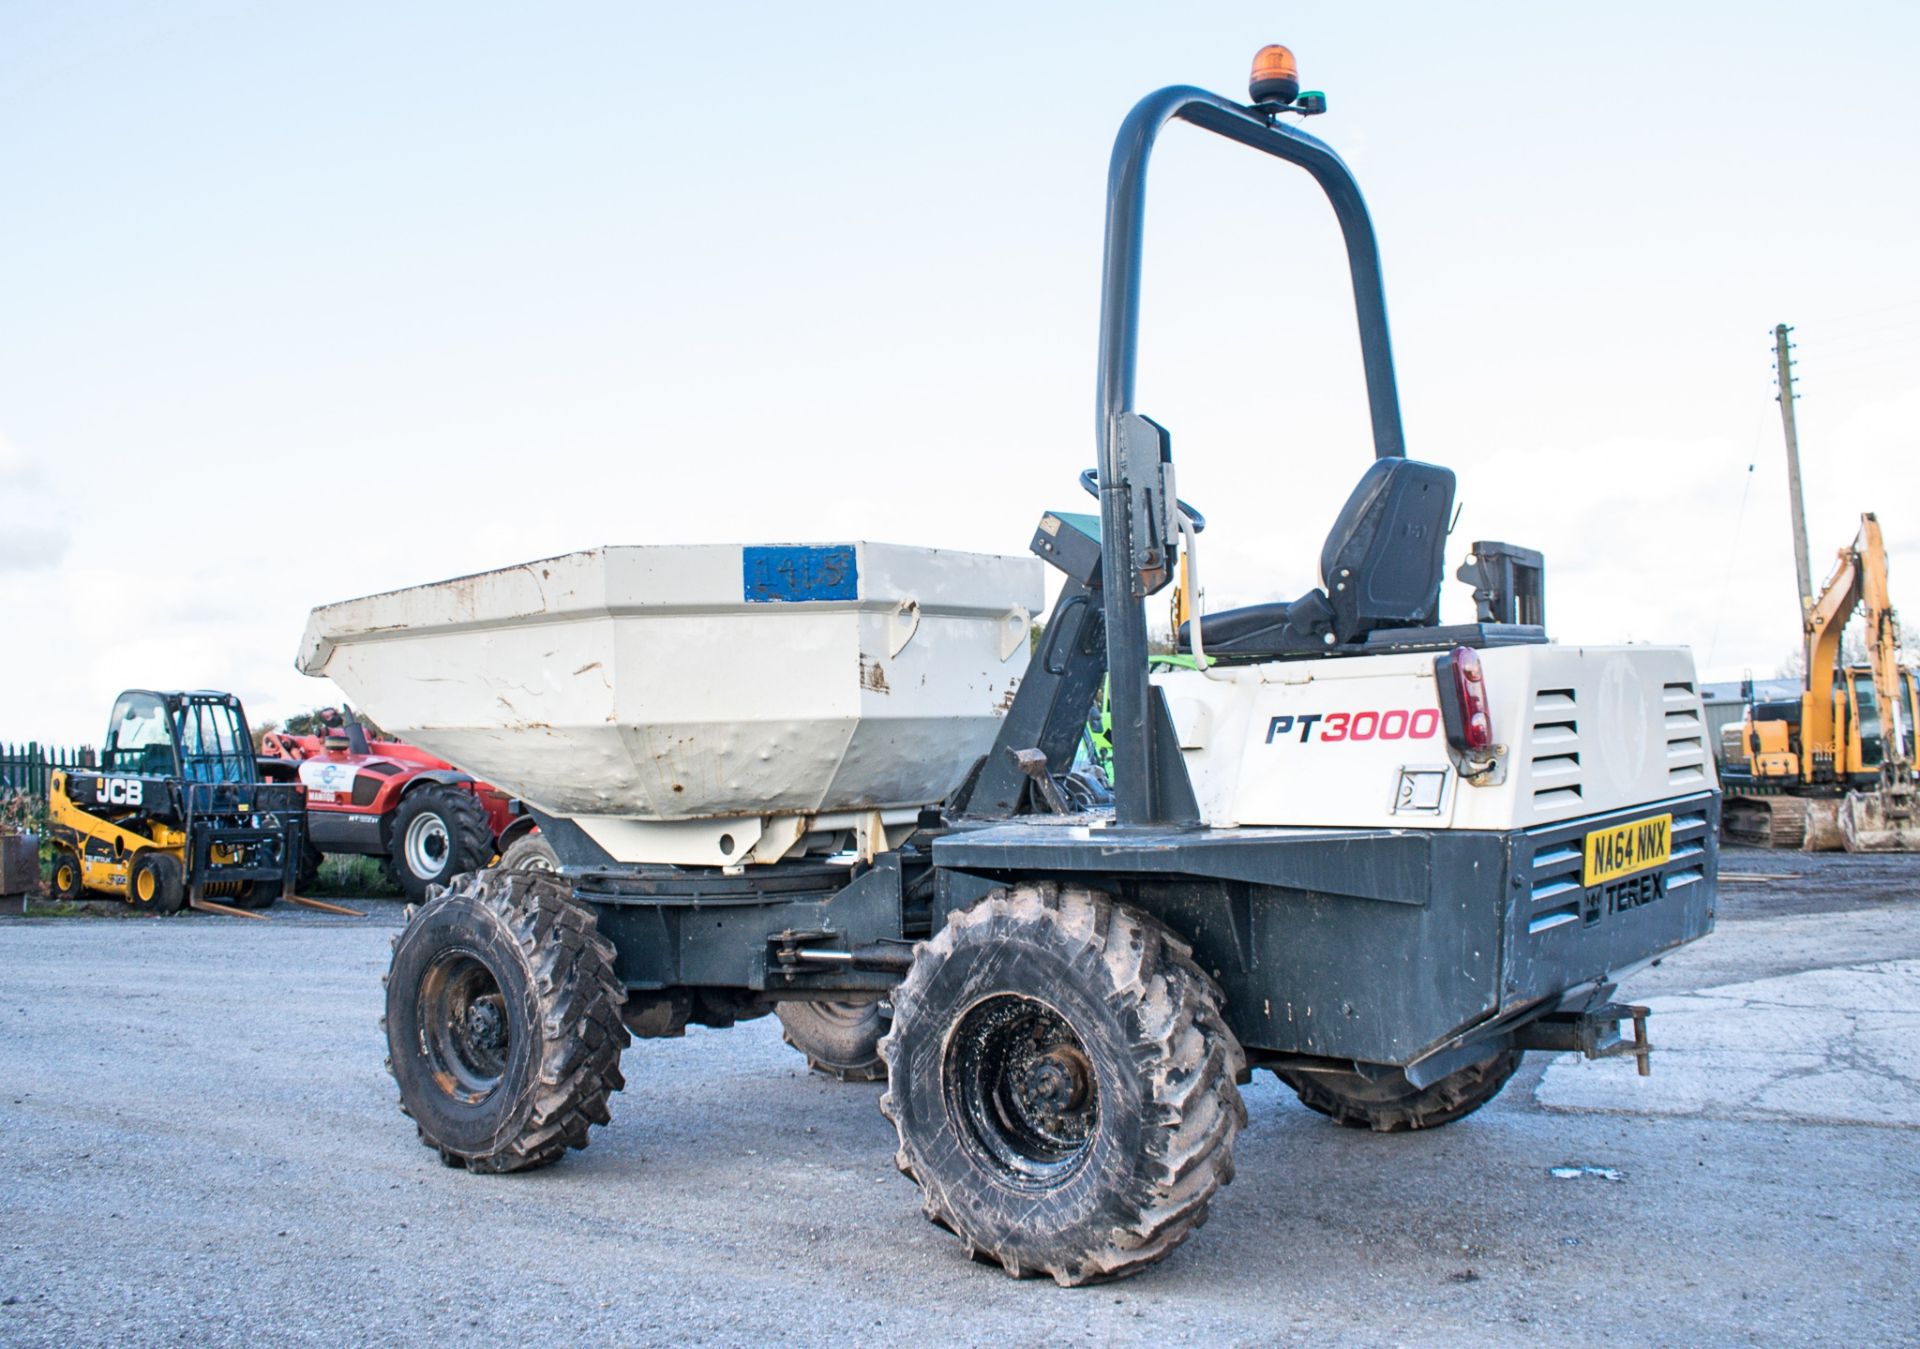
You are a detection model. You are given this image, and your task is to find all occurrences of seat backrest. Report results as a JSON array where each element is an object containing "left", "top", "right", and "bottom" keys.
[{"left": 1318, "top": 458, "right": 1455, "bottom": 642}]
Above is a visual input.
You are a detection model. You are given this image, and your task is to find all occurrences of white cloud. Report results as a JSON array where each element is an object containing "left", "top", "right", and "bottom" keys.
[
  {"left": 0, "top": 431, "right": 39, "bottom": 486},
  {"left": 0, "top": 431, "right": 68, "bottom": 570},
  {"left": 0, "top": 519, "right": 69, "bottom": 571}
]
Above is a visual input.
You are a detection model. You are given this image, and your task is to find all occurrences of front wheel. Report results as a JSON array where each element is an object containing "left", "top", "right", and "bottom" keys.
[
  {"left": 383, "top": 869, "right": 630, "bottom": 1172},
  {"left": 881, "top": 883, "right": 1245, "bottom": 1285},
  {"left": 1280, "top": 1046, "right": 1521, "bottom": 1132},
  {"left": 386, "top": 785, "right": 492, "bottom": 901},
  {"left": 129, "top": 851, "right": 185, "bottom": 914}
]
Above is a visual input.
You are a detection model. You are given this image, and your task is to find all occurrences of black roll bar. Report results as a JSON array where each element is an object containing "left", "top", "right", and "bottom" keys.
[{"left": 1095, "top": 84, "right": 1407, "bottom": 827}]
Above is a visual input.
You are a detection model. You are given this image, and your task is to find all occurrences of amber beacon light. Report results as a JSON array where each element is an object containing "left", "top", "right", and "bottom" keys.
[{"left": 1248, "top": 44, "right": 1300, "bottom": 105}]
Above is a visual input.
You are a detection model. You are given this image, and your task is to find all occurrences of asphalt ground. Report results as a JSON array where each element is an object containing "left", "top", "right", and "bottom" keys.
[{"left": 1, "top": 848, "right": 1915, "bottom": 1348}]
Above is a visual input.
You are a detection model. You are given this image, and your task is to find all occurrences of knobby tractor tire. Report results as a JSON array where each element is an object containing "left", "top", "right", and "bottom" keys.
[
  {"left": 880, "top": 883, "right": 1246, "bottom": 1286},
  {"left": 383, "top": 869, "right": 630, "bottom": 1173},
  {"left": 130, "top": 851, "right": 186, "bottom": 914},
  {"left": 776, "top": 1000, "right": 888, "bottom": 1082},
  {"left": 497, "top": 833, "right": 559, "bottom": 875},
  {"left": 386, "top": 784, "right": 493, "bottom": 901},
  {"left": 50, "top": 848, "right": 85, "bottom": 903},
  {"left": 1280, "top": 1046, "right": 1522, "bottom": 1133}
]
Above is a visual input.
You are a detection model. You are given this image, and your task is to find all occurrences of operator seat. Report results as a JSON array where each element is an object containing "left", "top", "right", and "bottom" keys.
[{"left": 1179, "top": 458, "right": 1455, "bottom": 656}]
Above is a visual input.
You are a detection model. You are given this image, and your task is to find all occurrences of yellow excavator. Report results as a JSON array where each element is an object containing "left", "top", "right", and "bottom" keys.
[{"left": 1723, "top": 513, "right": 1920, "bottom": 849}]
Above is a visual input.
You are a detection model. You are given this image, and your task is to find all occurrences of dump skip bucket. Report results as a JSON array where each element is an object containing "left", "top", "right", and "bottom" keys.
[{"left": 299, "top": 543, "right": 1042, "bottom": 865}]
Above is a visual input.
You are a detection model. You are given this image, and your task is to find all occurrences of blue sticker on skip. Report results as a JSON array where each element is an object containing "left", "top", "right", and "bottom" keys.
[{"left": 743, "top": 545, "right": 859, "bottom": 603}]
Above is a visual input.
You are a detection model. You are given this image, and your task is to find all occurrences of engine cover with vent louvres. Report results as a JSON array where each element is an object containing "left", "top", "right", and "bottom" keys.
[{"left": 1157, "top": 644, "right": 1715, "bottom": 832}]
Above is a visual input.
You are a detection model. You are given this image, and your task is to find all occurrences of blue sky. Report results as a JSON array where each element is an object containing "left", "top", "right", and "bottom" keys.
[{"left": 4, "top": 2, "right": 1918, "bottom": 742}]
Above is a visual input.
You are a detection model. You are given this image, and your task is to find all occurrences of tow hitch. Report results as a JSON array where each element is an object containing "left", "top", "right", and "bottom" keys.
[{"left": 1516, "top": 999, "right": 1653, "bottom": 1076}]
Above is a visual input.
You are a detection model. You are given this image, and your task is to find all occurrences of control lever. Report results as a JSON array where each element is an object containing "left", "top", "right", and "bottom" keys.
[{"left": 1007, "top": 747, "right": 1071, "bottom": 815}]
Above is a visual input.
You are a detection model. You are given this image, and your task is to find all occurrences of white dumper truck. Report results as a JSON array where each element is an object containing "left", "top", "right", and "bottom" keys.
[{"left": 302, "top": 48, "right": 1718, "bottom": 1285}]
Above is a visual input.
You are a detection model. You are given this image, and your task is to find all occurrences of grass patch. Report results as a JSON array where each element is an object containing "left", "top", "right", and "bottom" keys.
[
  {"left": 308, "top": 853, "right": 402, "bottom": 898},
  {"left": 8, "top": 897, "right": 147, "bottom": 920}
]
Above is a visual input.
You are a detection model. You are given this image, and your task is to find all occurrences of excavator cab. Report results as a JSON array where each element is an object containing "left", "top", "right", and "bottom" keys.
[
  {"left": 1906, "top": 670, "right": 1920, "bottom": 760},
  {"left": 1844, "top": 668, "right": 1887, "bottom": 773}
]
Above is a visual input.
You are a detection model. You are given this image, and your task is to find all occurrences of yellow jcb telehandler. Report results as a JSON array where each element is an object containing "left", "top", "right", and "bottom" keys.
[{"left": 47, "top": 689, "right": 360, "bottom": 917}]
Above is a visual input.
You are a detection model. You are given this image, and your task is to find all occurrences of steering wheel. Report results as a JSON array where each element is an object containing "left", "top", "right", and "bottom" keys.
[{"left": 1079, "top": 468, "right": 1206, "bottom": 533}]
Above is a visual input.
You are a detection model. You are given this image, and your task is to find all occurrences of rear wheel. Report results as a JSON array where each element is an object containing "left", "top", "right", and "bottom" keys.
[
  {"left": 498, "top": 833, "right": 558, "bottom": 874},
  {"left": 386, "top": 785, "right": 492, "bottom": 901},
  {"left": 881, "top": 883, "right": 1245, "bottom": 1285},
  {"left": 130, "top": 852, "right": 185, "bottom": 915},
  {"left": 296, "top": 843, "right": 323, "bottom": 892},
  {"left": 50, "top": 848, "right": 84, "bottom": 903},
  {"left": 383, "top": 869, "right": 630, "bottom": 1172},
  {"left": 232, "top": 879, "right": 281, "bottom": 911},
  {"left": 1280, "top": 1046, "right": 1521, "bottom": 1132},
  {"left": 776, "top": 1000, "right": 888, "bottom": 1081}
]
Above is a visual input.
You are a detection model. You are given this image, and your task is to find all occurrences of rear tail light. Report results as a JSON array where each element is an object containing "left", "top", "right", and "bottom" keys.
[{"left": 1436, "top": 646, "right": 1494, "bottom": 751}]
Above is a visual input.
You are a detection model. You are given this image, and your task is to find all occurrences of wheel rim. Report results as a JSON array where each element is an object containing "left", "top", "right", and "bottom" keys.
[
  {"left": 56, "top": 861, "right": 75, "bottom": 893},
  {"left": 946, "top": 994, "right": 1099, "bottom": 1187},
  {"left": 134, "top": 867, "right": 156, "bottom": 903},
  {"left": 512, "top": 846, "right": 554, "bottom": 874},
  {"left": 404, "top": 812, "right": 452, "bottom": 879},
  {"left": 417, "top": 950, "right": 511, "bottom": 1105}
]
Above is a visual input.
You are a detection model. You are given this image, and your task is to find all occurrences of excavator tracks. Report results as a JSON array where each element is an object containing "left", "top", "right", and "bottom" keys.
[
  {"left": 1724, "top": 793, "right": 1810, "bottom": 849},
  {"left": 1721, "top": 791, "right": 1915, "bottom": 852}
]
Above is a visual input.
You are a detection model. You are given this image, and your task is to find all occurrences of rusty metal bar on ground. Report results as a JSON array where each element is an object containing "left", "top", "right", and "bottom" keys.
[
  {"left": 289, "top": 895, "right": 366, "bottom": 917},
  {"left": 190, "top": 897, "right": 268, "bottom": 921}
]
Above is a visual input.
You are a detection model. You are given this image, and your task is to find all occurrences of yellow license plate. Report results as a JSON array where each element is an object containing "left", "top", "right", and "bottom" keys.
[{"left": 1583, "top": 814, "right": 1673, "bottom": 886}]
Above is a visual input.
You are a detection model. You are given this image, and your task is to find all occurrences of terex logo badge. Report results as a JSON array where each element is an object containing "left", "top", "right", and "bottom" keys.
[{"left": 1584, "top": 871, "right": 1668, "bottom": 927}]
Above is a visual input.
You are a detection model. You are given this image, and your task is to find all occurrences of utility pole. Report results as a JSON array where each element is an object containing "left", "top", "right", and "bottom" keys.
[{"left": 1774, "top": 322, "right": 1814, "bottom": 628}]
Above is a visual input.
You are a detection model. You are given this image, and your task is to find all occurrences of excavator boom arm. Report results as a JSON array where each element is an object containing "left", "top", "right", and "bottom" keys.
[{"left": 1801, "top": 539, "right": 1862, "bottom": 762}]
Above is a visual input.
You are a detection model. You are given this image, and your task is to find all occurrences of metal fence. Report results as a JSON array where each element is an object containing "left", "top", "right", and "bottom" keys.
[{"left": 0, "top": 742, "right": 97, "bottom": 804}]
